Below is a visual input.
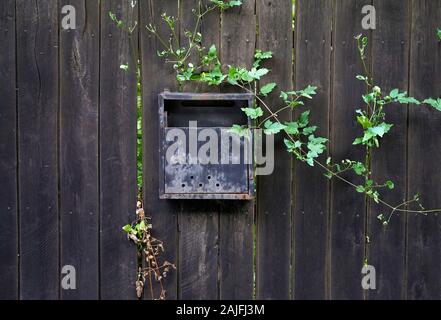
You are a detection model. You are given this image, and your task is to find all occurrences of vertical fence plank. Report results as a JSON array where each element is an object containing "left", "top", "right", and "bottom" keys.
[
  {"left": 141, "top": 0, "right": 179, "bottom": 300},
  {"left": 256, "top": 0, "right": 293, "bottom": 300},
  {"left": 407, "top": 0, "right": 441, "bottom": 300},
  {"left": 293, "top": 0, "right": 332, "bottom": 300},
  {"left": 368, "top": 0, "right": 410, "bottom": 300},
  {"left": 0, "top": 0, "right": 17, "bottom": 300},
  {"left": 178, "top": 0, "right": 220, "bottom": 300},
  {"left": 100, "top": 0, "right": 138, "bottom": 300},
  {"left": 219, "top": 0, "right": 256, "bottom": 300},
  {"left": 16, "top": 0, "right": 59, "bottom": 299},
  {"left": 330, "top": 0, "right": 367, "bottom": 300},
  {"left": 60, "top": 0, "right": 100, "bottom": 299}
]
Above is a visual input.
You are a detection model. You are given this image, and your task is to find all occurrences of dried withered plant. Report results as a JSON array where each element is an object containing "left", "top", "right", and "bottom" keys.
[{"left": 123, "top": 201, "right": 176, "bottom": 300}]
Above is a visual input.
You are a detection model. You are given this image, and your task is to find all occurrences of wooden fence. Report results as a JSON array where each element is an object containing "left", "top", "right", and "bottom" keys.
[{"left": 0, "top": 0, "right": 440, "bottom": 300}]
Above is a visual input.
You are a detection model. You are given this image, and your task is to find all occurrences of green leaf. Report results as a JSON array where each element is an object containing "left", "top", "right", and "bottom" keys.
[
  {"left": 264, "top": 120, "right": 287, "bottom": 135},
  {"left": 363, "top": 93, "right": 374, "bottom": 104},
  {"left": 389, "top": 89, "right": 400, "bottom": 99},
  {"left": 398, "top": 96, "right": 420, "bottom": 105},
  {"left": 353, "top": 137, "right": 363, "bottom": 145},
  {"left": 120, "top": 64, "right": 129, "bottom": 72},
  {"left": 122, "top": 224, "right": 132, "bottom": 233},
  {"left": 368, "top": 123, "right": 393, "bottom": 138},
  {"left": 228, "top": 0, "right": 242, "bottom": 6},
  {"left": 208, "top": 44, "right": 218, "bottom": 58},
  {"left": 298, "top": 110, "right": 310, "bottom": 128},
  {"left": 357, "top": 115, "right": 372, "bottom": 129},
  {"left": 241, "top": 107, "right": 263, "bottom": 119},
  {"left": 260, "top": 83, "right": 277, "bottom": 96},
  {"left": 386, "top": 180, "right": 395, "bottom": 190},
  {"left": 356, "top": 75, "right": 367, "bottom": 81},
  {"left": 437, "top": 29, "right": 441, "bottom": 41},
  {"left": 302, "top": 126, "right": 317, "bottom": 135},
  {"left": 297, "top": 85, "right": 317, "bottom": 99},
  {"left": 284, "top": 122, "right": 300, "bottom": 135},
  {"left": 352, "top": 162, "right": 366, "bottom": 175},
  {"left": 284, "top": 139, "right": 302, "bottom": 152},
  {"left": 228, "top": 124, "right": 250, "bottom": 138},
  {"left": 255, "top": 50, "right": 273, "bottom": 60},
  {"left": 356, "top": 185, "right": 365, "bottom": 193},
  {"left": 423, "top": 98, "right": 441, "bottom": 111}
]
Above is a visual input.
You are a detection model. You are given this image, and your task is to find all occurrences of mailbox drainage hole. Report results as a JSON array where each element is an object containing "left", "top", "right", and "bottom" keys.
[
  {"left": 181, "top": 184, "right": 186, "bottom": 188},
  {"left": 199, "top": 183, "right": 203, "bottom": 187},
  {"left": 207, "top": 176, "right": 211, "bottom": 180},
  {"left": 216, "top": 183, "right": 220, "bottom": 187},
  {"left": 190, "top": 176, "right": 194, "bottom": 179}
]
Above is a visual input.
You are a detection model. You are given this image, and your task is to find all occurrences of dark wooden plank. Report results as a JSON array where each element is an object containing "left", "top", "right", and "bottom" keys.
[
  {"left": 293, "top": 0, "right": 332, "bottom": 300},
  {"left": 407, "top": 0, "right": 441, "bottom": 300},
  {"left": 16, "top": 0, "right": 59, "bottom": 299},
  {"left": 141, "top": 0, "right": 180, "bottom": 300},
  {"left": 60, "top": 0, "right": 100, "bottom": 300},
  {"left": 368, "top": 0, "right": 410, "bottom": 300},
  {"left": 219, "top": 0, "right": 256, "bottom": 300},
  {"left": 330, "top": 0, "right": 367, "bottom": 300},
  {"left": 0, "top": 0, "right": 17, "bottom": 300},
  {"left": 256, "top": 0, "right": 293, "bottom": 300},
  {"left": 178, "top": 0, "right": 220, "bottom": 300},
  {"left": 100, "top": 0, "right": 138, "bottom": 300}
]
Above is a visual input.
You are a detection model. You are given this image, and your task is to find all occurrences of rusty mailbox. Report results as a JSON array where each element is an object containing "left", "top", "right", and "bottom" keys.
[{"left": 159, "top": 92, "right": 255, "bottom": 200}]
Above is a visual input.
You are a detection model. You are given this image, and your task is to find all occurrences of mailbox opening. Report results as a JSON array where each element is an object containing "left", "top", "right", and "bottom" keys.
[{"left": 159, "top": 92, "right": 255, "bottom": 200}]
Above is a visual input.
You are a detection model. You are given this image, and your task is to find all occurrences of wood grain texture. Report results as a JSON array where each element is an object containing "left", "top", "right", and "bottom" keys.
[
  {"left": 60, "top": 0, "right": 100, "bottom": 300},
  {"left": 16, "top": 0, "right": 59, "bottom": 300},
  {"left": 331, "top": 0, "right": 367, "bottom": 300},
  {"left": 0, "top": 0, "right": 17, "bottom": 300},
  {"left": 219, "top": 0, "right": 256, "bottom": 300},
  {"left": 256, "top": 0, "right": 293, "bottom": 300},
  {"left": 293, "top": 0, "right": 332, "bottom": 300},
  {"left": 141, "top": 0, "right": 180, "bottom": 300},
  {"left": 178, "top": 0, "right": 220, "bottom": 300},
  {"left": 100, "top": 0, "right": 138, "bottom": 300},
  {"left": 368, "top": 0, "right": 409, "bottom": 300},
  {"left": 407, "top": 0, "right": 441, "bottom": 300}
]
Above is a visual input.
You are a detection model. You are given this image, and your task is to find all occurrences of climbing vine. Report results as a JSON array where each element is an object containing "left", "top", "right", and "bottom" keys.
[{"left": 111, "top": 0, "right": 441, "bottom": 298}]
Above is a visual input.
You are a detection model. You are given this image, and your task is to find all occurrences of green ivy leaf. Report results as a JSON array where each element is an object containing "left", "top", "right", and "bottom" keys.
[
  {"left": 248, "top": 67, "right": 269, "bottom": 80},
  {"left": 297, "top": 85, "right": 317, "bottom": 99},
  {"left": 357, "top": 115, "right": 372, "bottom": 129},
  {"left": 423, "top": 98, "right": 441, "bottom": 111},
  {"left": 368, "top": 123, "right": 393, "bottom": 138},
  {"left": 386, "top": 180, "right": 395, "bottom": 190},
  {"left": 302, "top": 126, "right": 317, "bottom": 135},
  {"left": 264, "top": 120, "right": 287, "bottom": 135},
  {"left": 298, "top": 110, "right": 310, "bottom": 128},
  {"left": 352, "top": 162, "right": 366, "bottom": 175},
  {"left": 228, "top": 124, "right": 250, "bottom": 138},
  {"left": 255, "top": 50, "right": 273, "bottom": 60},
  {"left": 241, "top": 107, "right": 263, "bottom": 119},
  {"left": 284, "top": 122, "right": 300, "bottom": 135},
  {"left": 260, "top": 83, "right": 277, "bottom": 96}
]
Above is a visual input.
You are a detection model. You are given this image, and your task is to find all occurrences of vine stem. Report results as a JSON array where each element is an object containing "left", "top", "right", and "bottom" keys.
[{"left": 235, "top": 83, "right": 441, "bottom": 216}]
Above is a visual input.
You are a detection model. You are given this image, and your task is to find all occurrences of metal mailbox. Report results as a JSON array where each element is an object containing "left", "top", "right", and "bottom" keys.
[{"left": 159, "top": 92, "right": 255, "bottom": 200}]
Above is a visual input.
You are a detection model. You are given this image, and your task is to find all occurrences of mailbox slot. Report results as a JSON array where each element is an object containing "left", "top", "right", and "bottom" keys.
[{"left": 159, "top": 92, "right": 255, "bottom": 200}]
